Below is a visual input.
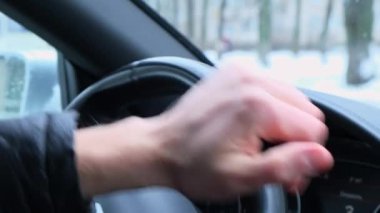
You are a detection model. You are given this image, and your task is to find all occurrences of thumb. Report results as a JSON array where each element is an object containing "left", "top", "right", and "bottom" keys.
[{"left": 242, "top": 142, "right": 333, "bottom": 191}]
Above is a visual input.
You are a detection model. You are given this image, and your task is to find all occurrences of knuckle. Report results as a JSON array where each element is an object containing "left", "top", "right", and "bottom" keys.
[
  {"left": 302, "top": 118, "right": 328, "bottom": 142},
  {"left": 238, "top": 89, "right": 282, "bottom": 135},
  {"left": 233, "top": 67, "right": 258, "bottom": 85},
  {"left": 315, "top": 108, "right": 325, "bottom": 121},
  {"left": 313, "top": 122, "right": 329, "bottom": 143},
  {"left": 236, "top": 89, "right": 265, "bottom": 120},
  {"left": 239, "top": 88, "right": 266, "bottom": 109}
]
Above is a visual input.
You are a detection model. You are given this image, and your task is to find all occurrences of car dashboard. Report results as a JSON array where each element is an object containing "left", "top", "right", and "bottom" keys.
[
  {"left": 302, "top": 137, "right": 380, "bottom": 212},
  {"left": 297, "top": 90, "right": 380, "bottom": 213}
]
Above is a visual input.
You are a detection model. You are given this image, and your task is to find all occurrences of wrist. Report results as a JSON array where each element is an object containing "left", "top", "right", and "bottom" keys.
[{"left": 75, "top": 116, "right": 176, "bottom": 197}]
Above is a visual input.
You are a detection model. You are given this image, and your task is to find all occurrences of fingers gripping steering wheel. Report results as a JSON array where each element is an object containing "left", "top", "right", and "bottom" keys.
[{"left": 67, "top": 57, "right": 288, "bottom": 213}]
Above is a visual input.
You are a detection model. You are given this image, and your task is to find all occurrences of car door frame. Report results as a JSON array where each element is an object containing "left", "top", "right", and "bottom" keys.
[{"left": 0, "top": 0, "right": 211, "bottom": 107}]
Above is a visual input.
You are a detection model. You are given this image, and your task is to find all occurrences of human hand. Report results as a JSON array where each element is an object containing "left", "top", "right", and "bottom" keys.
[
  {"left": 153, "top": 60, "right": 333, "bottom": 200},
  {"left": 75, "top": 61, "right": 333, "bottom": 200}
]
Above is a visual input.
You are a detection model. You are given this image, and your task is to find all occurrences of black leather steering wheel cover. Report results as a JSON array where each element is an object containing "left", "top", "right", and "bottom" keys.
[{"left": 67, "top": 56, "right": 287, "bottom": 213}]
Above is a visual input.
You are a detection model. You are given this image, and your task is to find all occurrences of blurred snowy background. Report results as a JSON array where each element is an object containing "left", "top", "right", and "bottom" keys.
[{"left": 146, "top": 0, "right": 380, "bottom": 107}]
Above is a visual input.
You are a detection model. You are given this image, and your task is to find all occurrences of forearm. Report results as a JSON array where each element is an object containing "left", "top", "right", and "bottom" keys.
[{"left": 75, "top": 116, "right": 174, "bottom": 197}]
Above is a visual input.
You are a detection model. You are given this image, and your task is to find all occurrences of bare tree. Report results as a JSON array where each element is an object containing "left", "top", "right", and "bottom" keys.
[
  {"left": 258, "top": 0, "right": 272, "bottom": 65},
  {"left": 172, "top": 0, "right": 180, "bottom": 28},
  {"left": 292, "top": 0, "right": 302, "bottom": 54},
  {"left": 217, "top": 0, "right": 228, "bottom": 57},
  {"left": 156, "top": 0, "right": 162, "bottom": 14},
  {"left": 319, "top": 0, "right": 333, "bottom": 56},
  {"left": 200, "top": 0, "right": 209, "bottom": 49},
  {"left": 344, "top": 0, "right": 374, "bottom": 84},
  {"left": 143, "top": 0, "right": 155, "bottom": 9},
  {"left": 187, "top": 0, "right": 195, "bottom": 40}
]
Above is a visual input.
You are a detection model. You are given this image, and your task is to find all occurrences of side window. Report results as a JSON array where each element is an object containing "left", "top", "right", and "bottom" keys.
[{"left": 0, "top": 14, "right": 61, "bottom": 119}]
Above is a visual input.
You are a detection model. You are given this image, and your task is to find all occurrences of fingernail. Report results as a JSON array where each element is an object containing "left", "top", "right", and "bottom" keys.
[{"left": 301, "top": 154, "right": 319, "bottom": 176}]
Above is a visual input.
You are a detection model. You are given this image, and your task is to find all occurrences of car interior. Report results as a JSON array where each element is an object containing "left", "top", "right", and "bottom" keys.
[{"left": 0, "top": 0, "right": 379, "bottom": 212}]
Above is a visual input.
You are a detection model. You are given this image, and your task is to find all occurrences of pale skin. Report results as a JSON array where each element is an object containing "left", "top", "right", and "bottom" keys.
[{"left": 75, "top": 61, "right": 334, "bottom": 201}]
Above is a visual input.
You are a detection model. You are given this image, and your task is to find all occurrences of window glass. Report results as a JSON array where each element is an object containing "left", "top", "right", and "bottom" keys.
[
  {"left": 0, "top": 13, "right": 60, "bottom": 119},
  {"left": 145, "top": 0, "right": 380, "bottom": 107}
]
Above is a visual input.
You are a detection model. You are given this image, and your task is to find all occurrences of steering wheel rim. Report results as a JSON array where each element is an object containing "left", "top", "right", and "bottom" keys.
[{"left": 66, "top": 56, "right": 288, "bottom": 213}]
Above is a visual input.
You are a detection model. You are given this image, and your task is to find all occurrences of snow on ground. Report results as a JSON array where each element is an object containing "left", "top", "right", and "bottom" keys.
[{"left": 205, "top": 47, "right": 380, "bottom": 108}]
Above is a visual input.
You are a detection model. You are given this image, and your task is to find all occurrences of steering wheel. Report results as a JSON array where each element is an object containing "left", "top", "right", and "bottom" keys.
[{"left": 66, "top": 57, "right": 288, "bottom": 213}]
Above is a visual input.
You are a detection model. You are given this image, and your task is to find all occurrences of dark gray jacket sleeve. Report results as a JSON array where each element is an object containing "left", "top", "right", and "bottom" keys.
[{"left": 0, "top": 112, "right": 90, "bottom": 213}]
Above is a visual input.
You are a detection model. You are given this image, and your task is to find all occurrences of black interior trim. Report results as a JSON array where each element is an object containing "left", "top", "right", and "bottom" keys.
[
  {"left": 130, "top": 0, "right": 213, "bottom": 66},
  {"left": 58, "top": 53, "right": 78, "bottom": 108},
  {"left": 0, "top": 0, "right": 203, "bottom": 76}
]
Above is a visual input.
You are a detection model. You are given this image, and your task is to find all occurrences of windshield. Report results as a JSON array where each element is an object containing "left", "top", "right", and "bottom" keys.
[{"left": 145, "top": 0, "right": 380, "bottom": 107}]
